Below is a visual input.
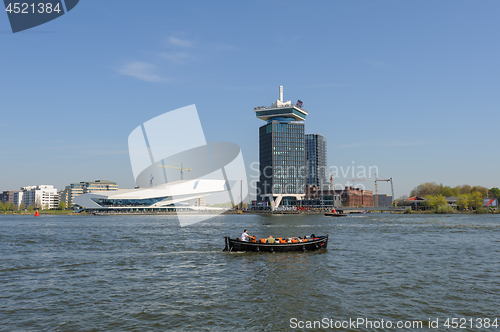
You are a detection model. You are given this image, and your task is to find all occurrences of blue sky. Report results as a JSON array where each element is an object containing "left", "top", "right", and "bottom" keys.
[{"left": 1, "top": 1, "right": 499, "bottom": 199}]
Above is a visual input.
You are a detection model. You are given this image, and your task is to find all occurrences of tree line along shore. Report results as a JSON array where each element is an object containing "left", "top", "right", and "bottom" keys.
[{"left": 395, "top": 182, "right": 499, "bottom": 214}]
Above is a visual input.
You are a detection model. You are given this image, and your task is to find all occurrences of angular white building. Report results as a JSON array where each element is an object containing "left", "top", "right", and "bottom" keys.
[{"left": 73, "top": 179, "right": 230, "bottom": 211}]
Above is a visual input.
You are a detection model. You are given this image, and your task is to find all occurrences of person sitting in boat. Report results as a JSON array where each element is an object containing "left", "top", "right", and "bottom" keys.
[
  {"left": 267, "top": 235, "right": 275, "bottom": 244},
  {"left": 240, "top": 229, "right": 251, "bottom": 242}
]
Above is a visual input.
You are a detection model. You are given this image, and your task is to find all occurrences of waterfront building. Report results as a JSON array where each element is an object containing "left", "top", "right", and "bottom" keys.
[
  {"left": 304, "top": 186, "right": 342, "bottom": 208},
  {"left": 60, "top": 183, "right": 83, "bottom": 208},
  {"left": 13, "top": 191, "right": 23, "bottom": 208},
  {"left": 195, "top": 196, "right": 207, "bottom": 206},
  {"left": 58, "top": 189, "right": 70, "bottom": 208},
  {"left": 305, "top": 134, "right": 328, "bottom": 191},
  {"left": 73, "top": 179, "right": 229, "bottom": 212},
  {"left": 82, "top": 180, "right": 118, "bottom": 192},
  {"left": 333, "top": 186, "right": 374, "bottom": 207},
  {"left": 1, "top": 190, "right": 20, "bottom": 204},
  {"left": 255, "top": 86, "right": 307, "bottom": 210},
  {"left": 404, "top": 196, "right": 426, "bottom": 210},
  {"left": 374, "top": 194, "right": 393, "bottom": 207},
  {"left": 60, "top": 180, "right": 119, "bottom": 208},
  {"left": 21, "top": 185, "right": 59, "bottom": 210}
]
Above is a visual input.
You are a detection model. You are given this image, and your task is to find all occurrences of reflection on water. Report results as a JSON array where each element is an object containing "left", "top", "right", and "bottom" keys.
[{"left": 1, "top": 213, "right": 499, "bottom": 330}]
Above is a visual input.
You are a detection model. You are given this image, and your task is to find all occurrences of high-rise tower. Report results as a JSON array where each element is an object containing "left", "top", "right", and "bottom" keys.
[
  {"left": 305, "top": 134, "right": 327, "bottom": 190},
  {"left": 255, "top": 86, "right": 308, "bottom": 209}
]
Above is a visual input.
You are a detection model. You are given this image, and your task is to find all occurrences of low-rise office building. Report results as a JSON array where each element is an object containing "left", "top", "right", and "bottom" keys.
[
  {"left": 1, "top": 190, "right": 20, "bottom": 204},
  {"left": 13, "top": 191, "right": 23, "bottom": 208},
  {"left": 21, "top": 185, "right": 59, "bottom": 210},
  {"left": 60, "top": 180, "right": 119, "bottom": 208}
]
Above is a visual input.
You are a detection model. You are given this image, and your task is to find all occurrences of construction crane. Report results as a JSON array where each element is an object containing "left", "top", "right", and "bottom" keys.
[
  {"left": 377, "top": 177, "right": 395, "bottom": 207},
  {"left": 347, "top": 174, "right": 394, "bottom": 207},
  {"left": 157, "top": 162, "right": 192, "bottom": 180}
]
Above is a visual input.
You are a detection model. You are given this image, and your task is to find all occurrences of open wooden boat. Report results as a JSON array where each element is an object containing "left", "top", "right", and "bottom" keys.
[
  {"left": 223, "top": 235, "right": 328, "bottom": 253},
  {"left": 324, "top": 212, "right": 347, "bottom": 217}
]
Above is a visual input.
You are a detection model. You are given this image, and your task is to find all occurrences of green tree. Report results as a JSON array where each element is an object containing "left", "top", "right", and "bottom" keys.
[
  {"left": 489, "top": 187, "right": 500, "bottom": 198},
  {"left": 410, "top": 182, "right": 441, "bottom": 197},
  {"left": 439, "top": 185, "right": 456, "bottom": 197},
  {"left": 435, "top": 204, "right": 455, "bottom": 214},
  {"left": 471, "top": 186, "right": 488, "bottom": 197},
  {"left": 27, "top": 205, "right": 34, "bottom": 213},
  {"left": 459, "top": 184, "right": 472, "bottom": 195},
  {"left": 424, "top": 194, "right": 447, "bottom": 210},
  {"left": 59, "top": 201, "right": 66, "bottom": 210},
  {"left": 2, "top": 202, "right": 11, "bottom": 212},
  {"left": 457, "top": 194, "right": 470, "bottom": 210},
  {"left": 19, "top": 203, "right": 25, "bottom": 211},
  {"left": 470, "top": 191, "right": 483, "bottom": 209}
]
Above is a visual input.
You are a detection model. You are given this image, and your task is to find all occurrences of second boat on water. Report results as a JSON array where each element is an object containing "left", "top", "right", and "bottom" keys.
[{"left": 324, "top": 212, "right": 347, "bottom": 217}]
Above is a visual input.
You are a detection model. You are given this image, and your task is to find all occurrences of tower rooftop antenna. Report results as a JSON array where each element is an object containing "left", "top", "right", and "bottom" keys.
[{"left": 253, "top": 85, "right": 308, "bottom": 122}]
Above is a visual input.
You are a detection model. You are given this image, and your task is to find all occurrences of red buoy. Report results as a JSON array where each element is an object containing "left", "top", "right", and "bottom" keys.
[{"left": 34, "top": 211, "right": 39, "bottom": 217}]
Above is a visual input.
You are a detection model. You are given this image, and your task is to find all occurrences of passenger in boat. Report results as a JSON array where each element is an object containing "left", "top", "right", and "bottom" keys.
[
  {"left": 241, "top": 229, "right": 250, "bottom": 242},
  {"left": 267, "top": 235, "right": 275, "bottom": 244}
]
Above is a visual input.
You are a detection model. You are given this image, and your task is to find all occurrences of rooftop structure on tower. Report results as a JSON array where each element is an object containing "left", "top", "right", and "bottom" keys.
[{"left": 254, "top": 86, "right": 308, "bottom": 122}]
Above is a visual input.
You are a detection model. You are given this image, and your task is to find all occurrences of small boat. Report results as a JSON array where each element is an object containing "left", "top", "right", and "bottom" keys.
[
  {"left": 223, "top": 235, "right": 328, "bottom": 253},
  {"left": 324, "top": 212, "right": 347, "bottom": 217}
]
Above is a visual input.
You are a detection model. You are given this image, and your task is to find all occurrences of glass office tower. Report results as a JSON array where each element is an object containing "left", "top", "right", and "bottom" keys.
[
  {"left": 305, "top": 134, "right": 327, "bottom": 190},
  {"left": 255, "top": 86, "right": 308, "bottom": 208},
  {"left": 258, "top": 119, "right": 305, "bottom": 196}
]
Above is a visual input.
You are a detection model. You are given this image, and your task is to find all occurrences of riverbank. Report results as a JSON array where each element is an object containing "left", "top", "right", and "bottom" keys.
[
  {"left": 2, "top": 208, "right": 497, "bottom": 216},
  {"left": 393, "top": 208, "right": 499, "bottom": 215},
  {"left": 0, "top": 210, "right": 76, "bottom": 216}
]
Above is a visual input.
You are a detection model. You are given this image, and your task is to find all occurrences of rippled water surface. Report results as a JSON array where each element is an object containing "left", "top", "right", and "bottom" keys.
[{"left": 1, "top": 213, "right": 499, "bottom": 331}]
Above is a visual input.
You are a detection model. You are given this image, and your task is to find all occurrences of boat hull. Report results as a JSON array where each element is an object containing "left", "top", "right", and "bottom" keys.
[
  {"left": 224, "top": 235, "right": 328, "bottom": 252},
  {"left": 324, "top": 213, "right": 347, "bottom": 217}
]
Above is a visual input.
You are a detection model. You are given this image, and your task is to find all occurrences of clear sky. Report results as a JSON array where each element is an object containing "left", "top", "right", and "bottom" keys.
[{"left": 1, "top": 1, "right": 499, "bottom": 199}]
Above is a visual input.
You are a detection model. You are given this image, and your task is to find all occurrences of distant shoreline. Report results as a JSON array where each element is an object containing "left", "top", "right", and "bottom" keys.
[{"left": 1, "top": 209, "right": 498, "bottom": 216}]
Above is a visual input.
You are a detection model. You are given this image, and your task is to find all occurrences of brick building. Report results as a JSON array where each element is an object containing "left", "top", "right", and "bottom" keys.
[{"left": 333, "top": 186, "right": 374, "bottom": 207}]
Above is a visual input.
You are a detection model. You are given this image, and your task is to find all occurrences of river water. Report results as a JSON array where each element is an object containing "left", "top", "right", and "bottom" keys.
[{"left": 1, "top": 213, "right": 499, "bottom": 331}]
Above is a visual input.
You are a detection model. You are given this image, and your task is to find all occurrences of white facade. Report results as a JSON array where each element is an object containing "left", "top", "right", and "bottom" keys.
[
  {"left": 73, "top": 179, "right": 230, "bottom": 210},
  {"left": 13, "top": 191, "right": 24, "bottom": 208},
  {"left": 195, "top": 196, "right": 207, "bottom": 206},
  {"left": 21, "top": 185, "right": 59, "bottom": 210}
]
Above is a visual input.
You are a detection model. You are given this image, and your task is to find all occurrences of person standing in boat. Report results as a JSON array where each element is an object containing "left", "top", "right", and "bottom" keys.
[{"left": 241, "top": 229, "right": 250, "bottom": 242}]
